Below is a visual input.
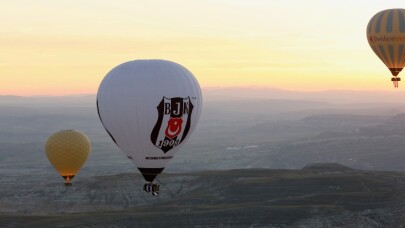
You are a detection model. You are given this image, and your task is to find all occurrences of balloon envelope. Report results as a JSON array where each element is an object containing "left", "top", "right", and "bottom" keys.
[
  {"left": 45, "top": 130, "right": 91, "bottom": 185},
  {"left": 367, "top": 9, "right": 405, "bottom": 77},
  {"left": 97, "top": 60, "right": 202, "bottom": 182}
]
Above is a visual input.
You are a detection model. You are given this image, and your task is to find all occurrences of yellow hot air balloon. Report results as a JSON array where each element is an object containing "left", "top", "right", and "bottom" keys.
[
  {"left": 367, "top": 8, "right": 405, "bottom": 88},
  {"left": 45, "top": 130, "right": 91, "bottom": 186}
]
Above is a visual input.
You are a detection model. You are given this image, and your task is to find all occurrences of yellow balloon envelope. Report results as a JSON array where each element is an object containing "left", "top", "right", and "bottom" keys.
[
  {"left": 45, "top": 130, "right": 91, "bottom": 186},
  {"left": 367, "top": 8, "right": 405, "bottom": 87}
]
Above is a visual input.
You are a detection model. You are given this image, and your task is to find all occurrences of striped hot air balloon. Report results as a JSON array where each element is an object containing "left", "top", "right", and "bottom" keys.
[{"left": 367, "top": 8, "right": 405, "bottom": 88}]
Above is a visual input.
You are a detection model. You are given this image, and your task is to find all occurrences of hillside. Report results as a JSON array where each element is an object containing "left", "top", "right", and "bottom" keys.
[{"left": 1, "top": 164, "right": 405, "bottom": 227}]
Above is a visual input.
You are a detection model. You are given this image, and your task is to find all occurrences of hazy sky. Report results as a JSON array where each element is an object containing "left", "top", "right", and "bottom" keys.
[{"left": 1, "top": 0, "right": 405, "bottom": 95}]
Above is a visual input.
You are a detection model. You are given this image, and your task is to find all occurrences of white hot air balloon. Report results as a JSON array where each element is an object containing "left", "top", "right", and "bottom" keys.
[{"left": 97, "top": 60, "right": 202, "bottom": 195}]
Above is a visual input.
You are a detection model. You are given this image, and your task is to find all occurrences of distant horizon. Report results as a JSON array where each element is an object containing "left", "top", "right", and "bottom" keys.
[
  {"left": 1, "top": 85, "right": 405, "bottom": 97},
  {"left": 2, "top": 86, "right": 405, "bottom": 106}
]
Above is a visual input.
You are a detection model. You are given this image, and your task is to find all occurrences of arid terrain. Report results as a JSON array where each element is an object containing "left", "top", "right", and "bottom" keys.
[
  {"left": 2, "top": 164, "right": 405, "bottom": 227},
  {"left": 2, "top": 89, "right": 405, "bottom": 227}
]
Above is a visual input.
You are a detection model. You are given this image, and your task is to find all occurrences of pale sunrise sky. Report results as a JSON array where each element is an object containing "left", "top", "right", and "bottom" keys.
[{"left": 1, "top": 0, "right": 405, "bottom": 95}]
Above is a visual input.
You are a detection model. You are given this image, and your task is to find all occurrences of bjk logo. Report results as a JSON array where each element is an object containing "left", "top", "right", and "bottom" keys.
[{"left": 150, "top": 97, "right": 194, "bottom": 153}]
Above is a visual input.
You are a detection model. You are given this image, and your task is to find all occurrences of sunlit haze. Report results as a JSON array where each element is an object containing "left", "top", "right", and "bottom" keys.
[{"left": 1, "top": 0, "right": 405, "bottom": 95}]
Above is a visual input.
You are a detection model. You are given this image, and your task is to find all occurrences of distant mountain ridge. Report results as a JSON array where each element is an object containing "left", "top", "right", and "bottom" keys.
[
  {"left": 302, "top": 163, "right": 354, "bottom": 171},
  {"left": 203, "top": 87, "right": 405, "bottom": 104},
  {"left": 2, "top": 87, "right": 405, "bottom": 104}
]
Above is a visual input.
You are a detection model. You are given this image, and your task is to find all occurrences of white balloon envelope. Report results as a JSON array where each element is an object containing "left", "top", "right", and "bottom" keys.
[{"left": 97, "top": 60, "right": 202, "bottom": 183}]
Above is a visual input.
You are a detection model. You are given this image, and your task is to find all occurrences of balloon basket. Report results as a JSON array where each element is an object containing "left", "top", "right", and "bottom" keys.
[
  {"left": 65, "top": 182, "right": 72, "bottom": 187},
  {"left": 143, "top": 182, "right": 160, "bottom": 196},
  {"left": 391, "top": 77, "right": 400, "bottom": 88}
]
